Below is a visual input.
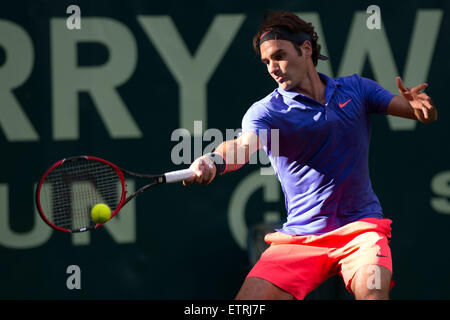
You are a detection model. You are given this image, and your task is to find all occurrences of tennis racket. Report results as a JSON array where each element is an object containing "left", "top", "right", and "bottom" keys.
[{"left": 35, "top": 155, "right": 194, "bottom": 233}]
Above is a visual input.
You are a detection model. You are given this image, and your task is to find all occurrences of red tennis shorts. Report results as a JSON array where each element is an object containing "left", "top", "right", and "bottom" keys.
[{"left": 247, "top": 218, "right": 393, "bottom": 299}]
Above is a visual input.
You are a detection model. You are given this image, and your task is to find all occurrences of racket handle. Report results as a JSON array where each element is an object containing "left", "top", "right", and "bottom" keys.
[{"left": 164, "top": 168, "right": 195, "bottom": 183}]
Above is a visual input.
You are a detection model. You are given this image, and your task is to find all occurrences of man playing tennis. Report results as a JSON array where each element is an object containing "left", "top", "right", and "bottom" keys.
[{"left": 183, "top": 10, "right": 437, "bottom": 300}]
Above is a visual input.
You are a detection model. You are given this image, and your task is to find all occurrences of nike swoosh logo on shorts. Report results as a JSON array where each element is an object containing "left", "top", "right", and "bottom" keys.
[{"left": 339, "top": 99, "right": 352, "bottom": 108}]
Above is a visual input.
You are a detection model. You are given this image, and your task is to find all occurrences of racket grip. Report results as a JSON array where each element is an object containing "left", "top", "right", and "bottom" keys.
[{"left": 164, "top": 168, "right": 195, "bottom": 183}]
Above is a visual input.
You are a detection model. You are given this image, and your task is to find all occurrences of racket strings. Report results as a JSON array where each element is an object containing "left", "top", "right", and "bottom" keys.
[{"left": 39, "top": 159, "right": 123, "bottom": 231}]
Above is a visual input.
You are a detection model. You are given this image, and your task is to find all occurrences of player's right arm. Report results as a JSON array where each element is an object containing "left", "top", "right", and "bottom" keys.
[{"left": 182, "top": 131, "right": 261, "bottom": 186}]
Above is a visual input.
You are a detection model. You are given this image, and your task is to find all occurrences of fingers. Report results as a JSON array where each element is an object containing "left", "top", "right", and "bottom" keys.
[
  {"left": 410, "top": 97, "right": 434, "bottom": 120},
  {"left": 421, "top": 99, "right": 434, "bottom": 111},
  {"left": 420, "top": 105, "right": 429, "bottom": 119},
  {"left": 196, "top": 159, "right": 215, "bottom": 185},
  {"left": 417, "top": 93, "right": 434, "bottom": 110},
  {"left": 396, "top": 76, "right": 413, "bottom": 100},
  {"left": 411, "top": 83, "right": 428, "bottom": 94},
  {"left": 395, "top": 76, "right": 435, "bottom": 122},
  {"left": 182, "top": 168, "right": 201, "bottom": 186},
  {"left": 396, "top": 77, "right": 430, "bottom": 104},
  {"left": 418, "top": 99, "right": 434, "bottom": 119},
  {"left": 395, "top": 76, "right": 408, "bottom": 93},
  {"left": 396, "top": 76, "right": 428, "bottom": 94},
  {"left": 183, "top": 156, "right": 216, "bottom": 186}
]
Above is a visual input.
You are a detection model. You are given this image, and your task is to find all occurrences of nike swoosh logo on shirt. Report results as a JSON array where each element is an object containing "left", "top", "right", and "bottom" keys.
[{"left": 339, "top": 99, "right": 352, "bottom": 108}]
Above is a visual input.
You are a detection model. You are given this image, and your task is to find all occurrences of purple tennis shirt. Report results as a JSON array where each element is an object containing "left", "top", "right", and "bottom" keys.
[{"left": 241, "top": 73, "right": 395, "bottom": 235}]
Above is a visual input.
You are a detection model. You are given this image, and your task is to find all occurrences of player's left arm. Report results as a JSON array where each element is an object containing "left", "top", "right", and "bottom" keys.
[{"left": 386, "top": 76, "right": 438, "bottom": 124}]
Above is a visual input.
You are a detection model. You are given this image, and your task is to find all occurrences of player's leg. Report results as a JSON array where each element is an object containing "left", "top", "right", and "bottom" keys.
[
  {"left": 336, "top": 219, "right": 394, "bottom": 300},
  {"left": 235, "top": 277, "right": 295, "bottom": 300},
  {"left": 236, "top": 231, "right": 332, "bottom": 300},
  {"left": 350, "top": 265, "right": 392, "bottom": 300}
]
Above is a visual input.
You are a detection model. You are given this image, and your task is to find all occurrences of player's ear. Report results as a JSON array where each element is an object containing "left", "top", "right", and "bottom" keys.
[{"left": 301, "top": 40, "right": 312, "bottom": 58}]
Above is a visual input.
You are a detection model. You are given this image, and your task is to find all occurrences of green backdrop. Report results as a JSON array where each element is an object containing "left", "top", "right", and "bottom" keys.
[{"left": 1, "top": 0, "right": 449, "bottom": 299}]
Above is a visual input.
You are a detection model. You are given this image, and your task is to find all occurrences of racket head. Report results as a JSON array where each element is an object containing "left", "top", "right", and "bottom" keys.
[{"left": 35, "top": 156, "right": 126, "bottom": 233}]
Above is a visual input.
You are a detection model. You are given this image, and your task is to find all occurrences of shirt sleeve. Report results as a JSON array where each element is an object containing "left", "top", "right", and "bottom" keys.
[
  {"left": 241, "top": 102, "right": 272, "bottom": 152},
  {"left": 241, "top": 102, "right": 271, "bottom": 135},
  {"left": 359, "top": 76, "right": 396, "bottom": 114}
]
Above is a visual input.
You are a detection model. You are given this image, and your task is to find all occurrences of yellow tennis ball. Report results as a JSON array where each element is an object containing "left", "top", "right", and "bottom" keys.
[{"left": 91, "top": 203, "right": 111, "bottom": 224}]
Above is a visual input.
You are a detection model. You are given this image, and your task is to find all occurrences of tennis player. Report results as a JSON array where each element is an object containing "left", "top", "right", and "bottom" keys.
[{"left": 183, "top": 10, "right": 437, "bottom": 300}]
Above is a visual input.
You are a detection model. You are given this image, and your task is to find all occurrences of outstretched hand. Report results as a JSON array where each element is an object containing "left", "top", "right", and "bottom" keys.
[{"left": 395, "top": 76, "right": 435, "bottom": 120}]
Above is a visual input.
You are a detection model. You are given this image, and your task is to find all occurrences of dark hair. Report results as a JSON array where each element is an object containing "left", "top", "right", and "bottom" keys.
[{"left": 253, "top": 10, "right": 323, "bottom": 66}]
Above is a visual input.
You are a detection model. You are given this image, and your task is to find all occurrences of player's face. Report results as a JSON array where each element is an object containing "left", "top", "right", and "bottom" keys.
[{"left": 260, "top": 40, "right": 306, "bottom": 91}]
